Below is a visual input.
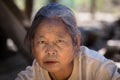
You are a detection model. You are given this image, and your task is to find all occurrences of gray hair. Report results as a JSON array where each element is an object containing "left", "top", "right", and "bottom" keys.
[{"left": 25, "top": 3, "right": 81, "bottom": 52}]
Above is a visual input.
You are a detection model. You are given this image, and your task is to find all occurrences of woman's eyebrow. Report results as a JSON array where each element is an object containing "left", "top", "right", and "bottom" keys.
[
  {"left": 57, "top": 33, "right": 66, "bottom": 38},
  {"left": 35, "top": 34, "right": 45, "bottom": 39}
]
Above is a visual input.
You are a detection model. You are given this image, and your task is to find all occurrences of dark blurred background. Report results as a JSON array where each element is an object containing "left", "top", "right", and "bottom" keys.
[{"left": 0, "top": 0, "right": 120, "bottom": 80}]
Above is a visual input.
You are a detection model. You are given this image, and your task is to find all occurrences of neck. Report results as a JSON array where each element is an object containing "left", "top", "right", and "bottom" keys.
[{"left": 49, "top": 63, "right": 74, "bottom": 80}]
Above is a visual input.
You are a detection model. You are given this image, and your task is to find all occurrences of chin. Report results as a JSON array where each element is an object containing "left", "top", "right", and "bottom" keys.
[{"left": 45, "top": 67, "right": 60, "bottom": 73}]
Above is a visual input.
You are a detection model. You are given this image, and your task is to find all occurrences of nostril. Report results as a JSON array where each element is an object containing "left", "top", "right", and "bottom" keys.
[
  {"left": 52, "top": 52, "right": 56, "bottom": 55},
  {"left": 47, "top": 51, "right": 56, "bottom": 55},
  {"left": 46, "top": 48, "right": 57, "bottom": 56}
]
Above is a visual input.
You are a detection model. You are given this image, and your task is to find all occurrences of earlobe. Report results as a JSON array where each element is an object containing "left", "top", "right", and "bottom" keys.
[
  {"left": 73, "top": 33, "right": 81, "bottom": 55},
  {"left": 74, "top": 33, "right": 81, "bottom": 54},
  {"left": 76, "top": 33, "right": 81, "bottom": 47}
]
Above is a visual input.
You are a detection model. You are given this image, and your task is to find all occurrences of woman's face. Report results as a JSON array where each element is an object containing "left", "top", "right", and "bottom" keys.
[{"left": 32, "top": 19, "right": 76, "bottom": 73}]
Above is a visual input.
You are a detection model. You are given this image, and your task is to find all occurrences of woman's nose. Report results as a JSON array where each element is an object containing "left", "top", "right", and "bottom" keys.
[{"left": 46, "top": 44, "right": 57, "bottom": 56}]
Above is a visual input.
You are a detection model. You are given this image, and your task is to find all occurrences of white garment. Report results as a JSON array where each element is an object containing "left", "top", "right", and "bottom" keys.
[{"left": 15, "top": 46, "right": 120, "bottom": 80}]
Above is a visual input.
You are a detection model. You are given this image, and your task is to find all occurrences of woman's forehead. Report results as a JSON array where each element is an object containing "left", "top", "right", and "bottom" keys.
[
  {"left": 34, "top": 18, "right": 70, "bottom": 37},
  {"left": 39, "top": 18, "right": 65, "bottom": 26},
  {"left": 36, "top": 18, "right": 68, "bottom": 31}
]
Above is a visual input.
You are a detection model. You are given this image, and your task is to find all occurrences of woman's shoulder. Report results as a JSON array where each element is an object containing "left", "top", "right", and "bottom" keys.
[
  {"left": 15, "top": 60, "right": 41, "bottom": 80},
  {"left": 80, "top": 46, "right": 110, "bottom": 63},
  {"left": 79, "top": 46, "right": 120, "bottom": 80}
]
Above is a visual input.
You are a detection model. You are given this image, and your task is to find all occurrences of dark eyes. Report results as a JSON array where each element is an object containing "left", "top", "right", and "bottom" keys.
[
  {"left": 38, "top": 40, "right": 45, "bottom": 44},
  {"left": 56, "top": 40, "right": 64, "bottom": 43},
  {"left": 37, "top": 40, "right": 64, "bottom": 44}
]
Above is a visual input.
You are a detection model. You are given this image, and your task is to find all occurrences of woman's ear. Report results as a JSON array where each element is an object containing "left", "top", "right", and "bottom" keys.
[
  {"left": 75, "top": 32, "right": 81, "bottom": 54},
  {"left": 76, "top": 33, "right": 81, "bottom": 48},
  {"left": 74, "top": 33, "right": 81, "bottom": 55}
]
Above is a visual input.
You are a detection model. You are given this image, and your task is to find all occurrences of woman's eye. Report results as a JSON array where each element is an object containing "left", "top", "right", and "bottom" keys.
[
  {"left": 56, "top": 40, "right": 64, "bottom": 43},
  {"left": 38, "top": 41, "right": 45, "bottom": 44}
]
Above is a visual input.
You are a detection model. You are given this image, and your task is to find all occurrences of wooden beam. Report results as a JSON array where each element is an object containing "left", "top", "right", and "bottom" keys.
[
  {"left": 2, "top": 0, "right": 26, "bottom": 25},
  {"left": 0, "top": 1, "right": 33, "bottom": 63},
  {"left": 90, "top": 0, "right": 97, "bottom": 19},
  {"left": 25, "top": 0, "right": 33, "bottom": 20}
]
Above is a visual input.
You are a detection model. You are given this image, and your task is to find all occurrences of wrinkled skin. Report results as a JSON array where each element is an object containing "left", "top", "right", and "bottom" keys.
[{"left": 31, "top": 19, "right": 77, "bottom": 80}]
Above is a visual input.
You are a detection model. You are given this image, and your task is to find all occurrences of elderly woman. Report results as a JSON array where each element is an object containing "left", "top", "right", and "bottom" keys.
[{"left": 15, "top": 3, "right": 120, "bottom": 80}]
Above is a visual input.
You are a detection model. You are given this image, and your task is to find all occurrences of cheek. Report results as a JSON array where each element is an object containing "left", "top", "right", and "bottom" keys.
[
  {"left": 59, "top": 45, "right": 75, "bottom": 63},
  {"left": 60, "top": 52, "right": 74, "bottom": 65},
  {"left": 63, "top": 42, "right": 75, "bottom": 54},
  {"left": 33, "top": 43, "right": 46, "bottom": 55},
  {"left": 32, "top": 47, "right": 45, "bottom": 64}
]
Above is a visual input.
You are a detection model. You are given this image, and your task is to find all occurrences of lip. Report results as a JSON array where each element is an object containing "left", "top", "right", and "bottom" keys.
[{"left": 44, "top": 61, "right": 59, "bottom": 65}]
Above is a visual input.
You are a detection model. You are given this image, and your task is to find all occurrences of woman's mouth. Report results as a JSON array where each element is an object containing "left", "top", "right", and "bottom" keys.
[{"left": 44, "top": 61, "right": 59, "bottom": 65}]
